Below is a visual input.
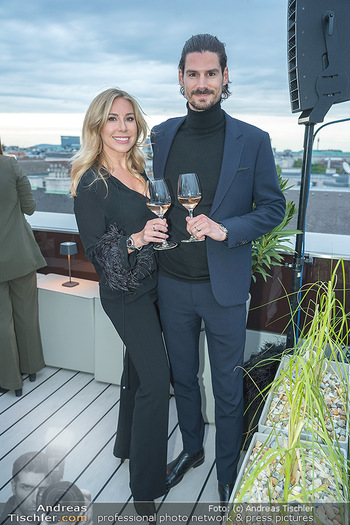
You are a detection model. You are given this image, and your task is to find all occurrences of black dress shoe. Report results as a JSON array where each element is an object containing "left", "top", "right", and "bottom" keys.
[
  {"left": 166, "top": 448, "right": 204, "bottom": 489},
  {"left": 29, "top": 373, "right": 36, "bottom": 382},
  {"left": 218, "top": 482, "right": 234, "bottom": 504}
]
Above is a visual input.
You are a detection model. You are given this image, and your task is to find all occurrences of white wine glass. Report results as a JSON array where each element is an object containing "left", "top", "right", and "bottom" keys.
[
  {"left": 177, "top": 172, "right": 204, "bottom": 243},
  {"left": 146, "top": 179, "right": 177, "bottom": 250}
]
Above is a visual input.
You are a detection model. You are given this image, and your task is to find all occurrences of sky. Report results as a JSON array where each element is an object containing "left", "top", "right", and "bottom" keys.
[{"left": 1, "top": 0, "right": 349, "bottom": 152}]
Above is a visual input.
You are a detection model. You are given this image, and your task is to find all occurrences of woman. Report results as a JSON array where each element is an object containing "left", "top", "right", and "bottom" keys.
[
  {"left": 0, "top": 141, "right": 46, "bottom": 396},
  {"left": 71, "top": 88, "right": 170, "bottom": 510}
]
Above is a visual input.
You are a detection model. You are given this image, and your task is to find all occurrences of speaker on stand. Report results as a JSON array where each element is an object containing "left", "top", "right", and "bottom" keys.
[{"left": 286, "top": 0, "right": 350, "bottom": 348}]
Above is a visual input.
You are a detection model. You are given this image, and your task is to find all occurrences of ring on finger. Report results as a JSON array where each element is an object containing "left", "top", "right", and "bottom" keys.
[{"left": 152, "top": 225, "right": 156, "bottom": 231}]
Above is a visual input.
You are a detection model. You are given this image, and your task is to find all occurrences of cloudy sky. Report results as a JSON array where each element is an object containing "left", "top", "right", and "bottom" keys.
[{"left": 1, "top": 0, "right": 349, "bottom": 151}]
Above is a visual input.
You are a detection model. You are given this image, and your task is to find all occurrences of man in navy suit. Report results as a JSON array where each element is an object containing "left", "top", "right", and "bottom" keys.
[{"left": 151, "top": 34, "right": 285, "bottom": 503}]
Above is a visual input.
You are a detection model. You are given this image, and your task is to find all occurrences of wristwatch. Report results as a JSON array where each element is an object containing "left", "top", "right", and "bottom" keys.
[
  {"left": 126, "top": 235, "right": 142, "bottom": 251},
  {"left": 219, "top": 223, "right": 229, "bottom": 241}
]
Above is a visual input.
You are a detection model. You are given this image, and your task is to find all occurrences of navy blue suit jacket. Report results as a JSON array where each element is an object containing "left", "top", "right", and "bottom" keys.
[{"left": 151, "top": 111, "right": 286, "bottom": 307}]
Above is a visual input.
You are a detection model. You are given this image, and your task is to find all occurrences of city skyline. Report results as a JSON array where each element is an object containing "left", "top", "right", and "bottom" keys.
[{"left": 1, "top": 0, "right": 350, "bottom": 151}]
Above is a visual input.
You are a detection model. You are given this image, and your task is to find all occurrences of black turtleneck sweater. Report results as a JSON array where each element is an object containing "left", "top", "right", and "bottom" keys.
[{"left": 158, "top": 101, "right": 225, "bottom": 282}]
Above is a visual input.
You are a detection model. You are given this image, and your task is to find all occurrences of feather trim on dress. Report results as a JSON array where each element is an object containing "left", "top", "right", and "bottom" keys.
[{"left": 93, "top": 224, "right": 154, "bottom": 291}]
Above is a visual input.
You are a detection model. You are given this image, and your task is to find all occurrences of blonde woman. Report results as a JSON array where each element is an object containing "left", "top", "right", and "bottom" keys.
[{"left": 72, "top": 89, "right": 169, "bottom": 512}]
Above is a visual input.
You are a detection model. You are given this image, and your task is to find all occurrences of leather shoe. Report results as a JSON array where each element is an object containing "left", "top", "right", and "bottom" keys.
[
  {"left": 218, "top": 482, "right": 234, "bottom": 504},
  {"left": 166, "top": 448, "right": 204, "bottom": 489},
  {"left": 29, "top": 373, "right": 36, "bottom": 382}
]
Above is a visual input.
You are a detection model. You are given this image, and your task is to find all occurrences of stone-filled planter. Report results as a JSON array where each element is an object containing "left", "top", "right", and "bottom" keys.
[
  {"left": 229, "top": 432, "right": 348, "bottom": 523},
  {"left": 257, "top": 356, "right": 349, "bottom": 453},
  {"left": 242, "top": 342, "right": 286, "bottom": 450}
]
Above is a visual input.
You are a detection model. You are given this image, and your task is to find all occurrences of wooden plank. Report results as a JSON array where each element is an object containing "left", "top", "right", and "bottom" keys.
[
  {"left": 94, "top": 396, "right": 182, "bottom": 503},
  {"left": 0, "top": 380, "right": 118, "bottom": 500},
  {"left": 163, "top": 424, "right": 215, "bottom": 503},
  {"left": 197, "top": 450, "right": 246, "bottom": 503},
  {"left": 0, "top": 368, "right": 225, "bottom": 510},
  {"left": 0, "top": 367, "right": 63, "bottom": 414},
  {"left": 0, "top": 373, "right": 98, "bottom": 457},
  {"left": 0, "top": 369, "right": 80, "bottom": 429}
]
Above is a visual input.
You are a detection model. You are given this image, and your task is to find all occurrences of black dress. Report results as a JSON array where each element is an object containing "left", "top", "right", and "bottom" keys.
[{"left": 74, "top": 168, "right": 170, "bottom": 500}]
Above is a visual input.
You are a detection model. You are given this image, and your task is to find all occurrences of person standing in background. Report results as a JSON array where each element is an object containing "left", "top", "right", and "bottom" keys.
[{"left": 0, "top": 140, "right": 46, "bottom": 396}]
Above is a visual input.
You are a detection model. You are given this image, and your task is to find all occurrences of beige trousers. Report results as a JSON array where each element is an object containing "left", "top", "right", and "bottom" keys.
[{"left": 0, "top": 271, "right": 45, "bottom": 389}]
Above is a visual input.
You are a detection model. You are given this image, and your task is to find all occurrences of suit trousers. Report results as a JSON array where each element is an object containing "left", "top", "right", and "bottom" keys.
[
  {"left": 99, "top": 284, "right": 170, "bottom": 501},
  {"left": 158, "top": 275, "right": 246, "bottom": 485},
  {"left": 0, "top": 271, "right": 45, "bottom": 390}
]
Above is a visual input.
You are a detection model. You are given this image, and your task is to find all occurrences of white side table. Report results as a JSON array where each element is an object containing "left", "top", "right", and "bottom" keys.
[
  {"left": 37, "top": 274, "right": 124, "bottom": 384},
  {"left": 37, "top": 274, "right": 97, "bottom": 373}
]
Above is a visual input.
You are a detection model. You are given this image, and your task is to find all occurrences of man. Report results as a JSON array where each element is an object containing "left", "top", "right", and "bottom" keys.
[
  {"left": 0, "top": 452, "right": 49, "bottom": 522},
  {"left": 151, "top": 34, "right": 286, "bottom": 503}
]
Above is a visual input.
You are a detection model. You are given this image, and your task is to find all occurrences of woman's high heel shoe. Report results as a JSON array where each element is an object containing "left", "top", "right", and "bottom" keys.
[{"left": 133, "top": 500, "right": 156, "bottom": 521}]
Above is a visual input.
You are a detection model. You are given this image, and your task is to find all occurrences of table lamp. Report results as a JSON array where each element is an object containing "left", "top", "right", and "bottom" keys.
[{"left": 60, "top": 242, "right": 79, "bottom": 287}]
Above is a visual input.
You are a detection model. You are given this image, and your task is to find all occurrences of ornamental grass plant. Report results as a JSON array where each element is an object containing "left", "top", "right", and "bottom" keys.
[{"left": 232, "top": 261, "right": 349, "bottom": 513}]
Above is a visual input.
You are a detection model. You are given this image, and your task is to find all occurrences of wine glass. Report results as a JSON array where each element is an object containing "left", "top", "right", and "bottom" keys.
[
  {"left": 146, "top": 179, "right": 177, "bottom": 250},
  {"left": 177, "top": 173, "right": 204, "bottom": 243}
]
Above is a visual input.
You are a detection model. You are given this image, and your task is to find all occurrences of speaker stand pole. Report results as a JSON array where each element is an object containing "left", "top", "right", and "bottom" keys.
[
  {"left": 286, "top": 122, "right": 315, "bottom": 349},
  {"left": 285, "top": 10, "right": 350, "bottom": 348}
]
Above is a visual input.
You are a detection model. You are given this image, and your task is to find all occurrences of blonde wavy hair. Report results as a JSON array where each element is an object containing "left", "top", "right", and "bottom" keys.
[{"left": 71, "top": 88, "right": 148, "bottom": 196}]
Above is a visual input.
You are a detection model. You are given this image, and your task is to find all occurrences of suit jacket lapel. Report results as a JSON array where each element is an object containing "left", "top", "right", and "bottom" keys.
[
  {"left": 153, "top": 117, "right": 186, "bottom": 179},
  {"left": 154, "top": 113, "right": 244, "bottom": 216},
  {"left": 210, "top": 113, "right": 244, "bottom": 216}
]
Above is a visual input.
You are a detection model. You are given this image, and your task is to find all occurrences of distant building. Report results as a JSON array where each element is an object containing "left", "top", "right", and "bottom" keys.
[
  {"left": 30, "top": 144, "right": 62, "bottom": 151},
  {"left": 61, "top": 136, "right": 80, "bottom": 149},
  {"left": 18, "top": 160, "right": 48, "bottom": 189},
  {"left": 46, "top": 152, "right": 74, "bottom": 161},
  {"left": 274, "top": 150, "right": 301, "bottom": 169},
  {"left": 19, "top": 159, "right": 71, "bottom": 194},
  {"left": 14, "top": 143, "right": 350, "bottom": 235},
  {"left": 45, "top": 162, "right": 71, "bottom": 194}
]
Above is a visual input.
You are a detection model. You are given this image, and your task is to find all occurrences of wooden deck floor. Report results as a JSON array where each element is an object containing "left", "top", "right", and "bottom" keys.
[{"left": 0, "top": 367, "right": 228, "bottom": 523}]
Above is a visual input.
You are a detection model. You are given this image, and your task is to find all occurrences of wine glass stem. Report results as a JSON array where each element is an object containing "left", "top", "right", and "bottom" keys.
[
  {"left": 188, "top": 209, "right": 196, "bottom": 240},
  {"left": 158, "top": 213, "right": 168, "bottom": 247}
]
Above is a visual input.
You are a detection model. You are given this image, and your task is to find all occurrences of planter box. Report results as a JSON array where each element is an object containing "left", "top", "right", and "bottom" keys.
[
  {"left": 230, "top": 432, "right": 348, "bottom": 522},
  {"left": 258, "top": 356, "right": 349, "bottom": 453}
]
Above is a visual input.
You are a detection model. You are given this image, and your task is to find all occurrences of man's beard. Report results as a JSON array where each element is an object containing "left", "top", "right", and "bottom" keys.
[{"left": 188, "top": 88, "right": 219, "bottom": 111}]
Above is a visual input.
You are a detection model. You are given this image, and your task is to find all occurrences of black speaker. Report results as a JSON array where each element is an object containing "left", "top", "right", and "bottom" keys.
[{"left": 288, "top": 0, "right": 350, "bottom": 122}]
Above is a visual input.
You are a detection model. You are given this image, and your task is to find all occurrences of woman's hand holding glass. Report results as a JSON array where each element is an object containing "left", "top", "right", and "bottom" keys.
[
  {"left": 146, "top": 179, "right": 177, "bottom": 250},
  {"left": 130, "top": 218, "right": 168, "bottom": 251},
  {"left": 143, "top": 217, "right": 169, "bottom": 245}
]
